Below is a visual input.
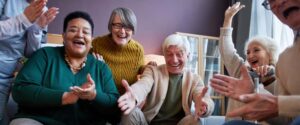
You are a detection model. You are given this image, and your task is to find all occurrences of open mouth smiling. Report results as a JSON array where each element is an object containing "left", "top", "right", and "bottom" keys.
[
  {"left": 117, "top": 34, "right": 127, "bottom": 39},
  {"left": 73, "top": 40, "right": 85, "bottom": 46},
  {"left": 250, "top": 60, "right": 259, "bottom": 66}
]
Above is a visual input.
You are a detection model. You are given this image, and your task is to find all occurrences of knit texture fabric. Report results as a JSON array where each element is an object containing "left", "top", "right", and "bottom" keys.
[{"left": 92, "top": 34, "right": 144, "bottom": 94}]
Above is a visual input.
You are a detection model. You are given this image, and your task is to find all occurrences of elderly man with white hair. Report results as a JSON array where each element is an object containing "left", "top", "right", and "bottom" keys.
[{"left": 117, "top": 34, "right": 215, "bottom": 125}]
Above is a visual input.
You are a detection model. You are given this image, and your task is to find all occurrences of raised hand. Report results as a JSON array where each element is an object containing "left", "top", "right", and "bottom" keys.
[
  {"left": 223, "top": 2, "right": 245, "bottom": 27},
  {"left": 70, "top": 74, "right": 96, "bottom": 101},
  {"left": 24, "top": 0, "right": 47, "bottom": 23},
  {"left": 226, "top": 93, "right": 278, "bottom": 121},
  {"left": 210, "top": 64, "right": 254, "bottom": 100},
  {"left": 194, "top": 87, "right": 208, "bottom": 119},
  {"left": 36, "top": 7, "right": 59, "bottom": 29},
  {"left": 118, "top": 80, "right": 137, "bottom": 115}
]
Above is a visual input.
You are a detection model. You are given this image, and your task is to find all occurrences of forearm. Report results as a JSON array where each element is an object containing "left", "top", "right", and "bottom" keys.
[
  {"left": 219, "top": 27, "right": 244, "bottom": 77},
  {"left": 131, "top": 78, "right": 153, "bottom": 104},
  {"left": 223, "top": 17, "right": 233, "bottom": 27},
  {"left": 0, "top": 14, "right": 32, "bottom": 40},
  {"left": 12, "top": 84, "right": 64, "bottom": 107},
  {"left": 24, "top": 24, "right": 46, "bottom": 57}
]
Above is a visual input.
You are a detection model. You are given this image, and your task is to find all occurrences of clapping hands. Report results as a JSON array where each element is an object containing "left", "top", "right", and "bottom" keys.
[
  {"left": 36, "top": 7, "right": 59, "bottom": 29},
  {"left": 70, "top": 74, "right": 97, "bottom": 101},
  {"left": 62, "top": 74, "right": 96, "bottom": 105},
  {"left": 24, "top": 0, "right": 47, "bottom": 23}
]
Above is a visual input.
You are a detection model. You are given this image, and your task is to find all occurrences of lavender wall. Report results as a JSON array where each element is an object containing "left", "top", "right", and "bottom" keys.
[{"left": 48, "top": 0, "right": 229, "bottom": 54}]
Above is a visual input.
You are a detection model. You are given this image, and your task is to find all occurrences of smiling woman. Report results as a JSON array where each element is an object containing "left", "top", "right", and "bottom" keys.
[
  {"left": 92, "top": 7, "right": 145, "bottom": 95},
  {"left": 10, "top": 11, "right": 120, "bottom": 125},
  {"left": 211, "top": 2, "right": 280, "bottom": 122},
  {"left": 63, "top": 17, "right": 92, "bottom": 60}
]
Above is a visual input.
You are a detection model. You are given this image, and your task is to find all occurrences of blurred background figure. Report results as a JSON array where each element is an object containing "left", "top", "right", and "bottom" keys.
[{"left": 0, "top": 0, "right": 58, "bottom": 124}]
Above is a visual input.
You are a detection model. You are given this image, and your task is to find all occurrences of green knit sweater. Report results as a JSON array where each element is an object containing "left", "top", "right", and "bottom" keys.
[
  {"left": 92, "top": 34, "right": 144, "bottom": 94},
  {"left": 12, "top": 47, "right": 120, "bottom": 125}
]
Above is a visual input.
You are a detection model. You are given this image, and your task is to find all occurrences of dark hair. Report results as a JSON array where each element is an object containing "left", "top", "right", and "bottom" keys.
[{"left": 63, "top": 11, "right": 94, "bottom": 34}]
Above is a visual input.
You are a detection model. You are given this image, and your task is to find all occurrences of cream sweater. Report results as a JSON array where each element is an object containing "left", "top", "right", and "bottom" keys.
[{"left": 276, "top": 38, "right": 300, "bottom": 118}]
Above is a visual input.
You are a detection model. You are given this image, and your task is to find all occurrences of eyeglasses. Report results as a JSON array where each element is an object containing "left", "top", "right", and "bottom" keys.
[
  {"left": 262, "top": 0, "right": 275, "bottom": 10},
  {"left": 112, "top": 23, "right": 132, "bottom": 31}
]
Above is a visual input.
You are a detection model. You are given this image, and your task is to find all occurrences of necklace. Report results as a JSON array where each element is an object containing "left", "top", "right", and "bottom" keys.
[{"left": 64, "top": 54, "right": 87, "bottom": 74}]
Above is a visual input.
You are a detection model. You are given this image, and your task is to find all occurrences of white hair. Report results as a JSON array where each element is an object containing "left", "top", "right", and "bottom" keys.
[
  {"left": 244, "top": 36, "right": 279, "bottom": 66},
  {"left": 162, "top": 34, "right": 190, "bottom": 55}
]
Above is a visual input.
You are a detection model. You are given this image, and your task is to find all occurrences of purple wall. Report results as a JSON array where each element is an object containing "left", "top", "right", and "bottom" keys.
[{"left": 48, "top": 0, "right": 229, "bottom": 54}]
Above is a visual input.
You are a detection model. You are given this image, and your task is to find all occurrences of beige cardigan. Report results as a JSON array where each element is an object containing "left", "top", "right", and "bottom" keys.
[
  {"left": 131, "top": 65, "right": 214, "bottom": 122},
  {"left": 276, "top": 38, "right": 300, "bottom": 118}
]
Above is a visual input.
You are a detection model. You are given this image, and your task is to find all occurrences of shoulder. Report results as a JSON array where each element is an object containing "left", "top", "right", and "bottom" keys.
[
  {"left": 143, "top": 65, "right": 162, "bottom": 73},
  {"left": 92, "top": 34, "right": 110, "bottom": 43},
  {"left": 127, "top": 39, "right": 144, "bottom": 55},
  {"left": 278, "top": 43, "right": 297, "bottom": 62},
  {"left": 87, "top": 54, "right": 110, "bottom": 70},
  {"left": 32, "top": 47, "right": 62, "bottom": 57},
  {"left": 147, "top": 64, "right": 168, "bottom": 74},
  {"left": 92, "top": 34, "right": 112, "bottom": 50},
  {"left": 128, "top": 39, "right": 143, "bottom": 48}
]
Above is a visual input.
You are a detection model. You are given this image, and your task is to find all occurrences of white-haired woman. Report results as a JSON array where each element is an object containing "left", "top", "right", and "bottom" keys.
[{"left": 211, "top": 2, "right": 279, "bottom": 122}]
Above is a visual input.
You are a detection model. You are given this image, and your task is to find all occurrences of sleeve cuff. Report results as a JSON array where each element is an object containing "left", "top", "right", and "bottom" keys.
[
  {"left": 220, "top": 27, "right": 233, "bottom": 36},
  {"left": 20, "top": 13, "right": 33, "bottom": 28}
]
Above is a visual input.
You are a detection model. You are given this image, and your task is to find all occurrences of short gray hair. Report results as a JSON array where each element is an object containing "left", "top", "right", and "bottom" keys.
[
  {"left": 108, "top": 7, "right": 137, "bottom": 34},
  {"left": 244, "top": 36, "right": 279, "bottom": 66},
  {"left": 162, "top": 34, "right": 190, "bottom": 55}
]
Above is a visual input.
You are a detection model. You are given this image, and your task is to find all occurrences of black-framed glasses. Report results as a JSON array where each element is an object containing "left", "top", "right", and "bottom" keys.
[
  {"left": 262, "top": 0, "right": 271, "bottom": 10},
  {"left": 112, "top": 23, "right": 132, "bottom": 31}
]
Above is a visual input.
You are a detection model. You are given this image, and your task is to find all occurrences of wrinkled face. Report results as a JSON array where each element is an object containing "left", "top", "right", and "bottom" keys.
[
  {"left": 269, "top": 0, "right": 300, "bottom": 30},
  {"left": 164, "top": 45, "right": 188, "bottom": 74},
  {"left": 111, "top": 15, "right": 133, "bottom": 46},
  {"left": 63, "top": 18, "right": 92, "bottom": 58},
  {"left": 246, "top": 42, "right": 270, "bottom": 68}
]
